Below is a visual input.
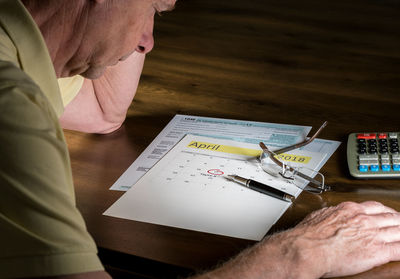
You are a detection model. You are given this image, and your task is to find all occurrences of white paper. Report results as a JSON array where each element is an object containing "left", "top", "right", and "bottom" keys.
[
  {"left": 104, "top": 135, "right": 335, "bottom": 241},
  {"left": 110, "top": 114, "right": 313, "bottom": 191}
]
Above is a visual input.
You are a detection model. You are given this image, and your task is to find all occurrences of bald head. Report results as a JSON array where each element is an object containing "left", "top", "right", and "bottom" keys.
[{"left": 22, "top": 0, "right": 176, "bottom": 79}]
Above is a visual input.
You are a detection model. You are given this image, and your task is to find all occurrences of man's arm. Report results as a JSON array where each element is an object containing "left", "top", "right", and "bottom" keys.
[
  {"left": 192, "top": 201, "right": 400, "bottom": 279},
  {"left": 0, "top": 61, "right": 107, "bottom": 278},
  {"left": 60, "top": 52, "right": 145, "bottom": 134}
]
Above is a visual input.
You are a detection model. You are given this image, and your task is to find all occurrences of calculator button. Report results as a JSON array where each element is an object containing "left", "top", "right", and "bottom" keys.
[
  {"left": 381, "top": 159, "right": 390, "bottom": 165},
  {"left": 370, "top": 165, "right": 379, "bottom": 172},
  {"left": 359, "top": 155, "right": 378, "bottom": 165},
  {"left": 368, "top": 139, "right": 377, "bottom": 145},
  {"left": 379, "top": 140, "right": 388, "bottom": 147},
  {"left": 359, "top": 165, "right": 368, "bottom": 172},
  {"left": 389, "top": 133, "right": 398, "bottom": 139},
  {"left": 378, "top": 133, "right": 387, "bottom": 139},
  {"left": 381, "top": 154, "right": 390, "bottom": 159},
  {"left": 382, "top": 165, "right": 391, "bottom": 172},
  {"left": 358, "top": 145, "right": 367, "bottom": 153},
  {"left": 393, "top": 164, "right": 400, "bottom": 171},
  {"left": 360, "top": 154, "right": 379, "bottom": 159},
  {"left": 357, "top": 149, "right": 366, "bottom": 154},
  {"left": 357, "top": 133, "right": 376, "bottom": 139},
  {"left": 380, "top": 148, "right": 388, "bottom": 154}
]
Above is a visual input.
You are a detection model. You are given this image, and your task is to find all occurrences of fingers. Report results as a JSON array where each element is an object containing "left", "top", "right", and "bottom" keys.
[
  {"left": 350, "top": 212, "right": 400, "bottom": 230},
  {"left": 388, "top": 241, "right": 400, "bottom": 262},
  {"left": 379, "top": 226, "right": 400, "bottom": 243},
  {"left": 299, "top": 201, "right": 399, "bottom": 229},
  {"left": 359, "top": 201, "right": 398, "bottom": 215},
  {"left": 337, "top": 201, "right": 397, "bottom": 215},
  {"left": 293, "top": 201, "right": 400, "bottom": 278},
  {"left": 373, "top": 212, "right": 400, "bottom": 228}
]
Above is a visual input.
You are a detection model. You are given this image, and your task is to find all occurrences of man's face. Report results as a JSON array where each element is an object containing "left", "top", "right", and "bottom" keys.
[{"left": 66, "top": 0, "right": 176, "bottom": 79}]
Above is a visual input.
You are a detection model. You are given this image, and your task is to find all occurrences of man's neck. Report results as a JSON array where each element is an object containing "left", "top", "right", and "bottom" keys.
[{"left": 21, "top": 0, "right": 88, "bottom": 77}]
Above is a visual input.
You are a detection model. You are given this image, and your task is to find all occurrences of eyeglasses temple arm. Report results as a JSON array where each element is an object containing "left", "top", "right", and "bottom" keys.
[
  {"left": 274, "top": 121, "right": 328, "bottom": 154},
  {"left": 294, "top": 171, "right": 330, "bottom": 193},
  {"left": 259, "top": 142, "right": 284, "bottom": 168}
]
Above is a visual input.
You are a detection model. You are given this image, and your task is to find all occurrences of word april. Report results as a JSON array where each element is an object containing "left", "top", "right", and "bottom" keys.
[{"left": 188, "top": 141, "right": 221, "bottom": 151}]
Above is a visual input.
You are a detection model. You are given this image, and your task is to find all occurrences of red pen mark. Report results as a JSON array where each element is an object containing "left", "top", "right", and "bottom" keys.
[{"left": 207, "top": 169, "right": 224, "bottom": 175}]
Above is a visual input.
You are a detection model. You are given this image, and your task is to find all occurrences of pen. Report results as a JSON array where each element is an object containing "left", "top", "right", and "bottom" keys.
[{"left": 227, "top": 175, "right": 295, "bottom": 203}]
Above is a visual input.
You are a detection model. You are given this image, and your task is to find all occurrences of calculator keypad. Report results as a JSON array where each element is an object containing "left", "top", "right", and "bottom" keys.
[
  {"left": 358, "top": 133, "right": 399, "bottom": 172},
  {"left": 347, "top": 133, "right": 400, "bottom": 178}
]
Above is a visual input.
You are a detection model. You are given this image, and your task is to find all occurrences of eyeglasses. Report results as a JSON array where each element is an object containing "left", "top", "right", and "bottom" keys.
[{"left": 259, "top": 121, "right": 330, "bottom": 194}]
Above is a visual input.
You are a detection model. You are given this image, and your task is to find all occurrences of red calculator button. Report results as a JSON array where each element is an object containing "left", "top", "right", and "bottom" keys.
[
  {"left": 378, "top": 133, "right": 387, "bottom": 139},
  {"left": 357, "top": 133, "right": 376, "bottom": 139}
]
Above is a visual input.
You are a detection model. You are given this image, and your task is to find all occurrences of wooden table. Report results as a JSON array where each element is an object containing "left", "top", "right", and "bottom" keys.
[{"left": 64, "top": 0, "right": 400, "bottom": 278}]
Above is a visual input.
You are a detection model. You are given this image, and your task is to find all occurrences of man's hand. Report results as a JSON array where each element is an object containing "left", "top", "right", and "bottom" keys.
[
  {"left": 192, "top": 201, "right": 400, "bottom": 279},
  {"left": 290, "top": 201, "right": 400, "bottom": 278},
  {"left": 60, "top": 52, "right": 145, "bottom": 134}
]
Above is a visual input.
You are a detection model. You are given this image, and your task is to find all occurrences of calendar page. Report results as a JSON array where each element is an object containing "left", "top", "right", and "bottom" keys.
[{"left": 104, "top": 135, "right": 329, "bottom": 241}]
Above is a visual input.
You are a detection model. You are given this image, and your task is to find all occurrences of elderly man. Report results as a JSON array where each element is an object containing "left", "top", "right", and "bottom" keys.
[{"left": 1, "top": 1, "right": 400, "bottom": 278}]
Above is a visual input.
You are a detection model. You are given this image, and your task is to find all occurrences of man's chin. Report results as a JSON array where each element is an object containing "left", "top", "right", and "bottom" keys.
[{"left": 80, "top": 66, "right": 107, "bottom": 80}]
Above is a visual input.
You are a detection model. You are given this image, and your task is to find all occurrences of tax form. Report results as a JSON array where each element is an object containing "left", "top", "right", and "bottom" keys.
[{"left": 110, "top": 114, "right": 313, "bottom": 191}]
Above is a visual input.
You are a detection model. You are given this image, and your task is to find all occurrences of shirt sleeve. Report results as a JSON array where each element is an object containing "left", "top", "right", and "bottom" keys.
[
  {"left": 0, "top": 30, "right": 19, "bottom": 66},
  {"left": 0, "top": 61, "right": 103, "bottom": 278},
  {"left": 58, "top": 75, "right": 85, "bottom": 107}
]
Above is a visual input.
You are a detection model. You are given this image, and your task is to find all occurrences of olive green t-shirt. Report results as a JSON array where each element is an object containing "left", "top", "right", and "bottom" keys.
[{"left": 0, "top": 0, "right": 103, "bottom": 277}]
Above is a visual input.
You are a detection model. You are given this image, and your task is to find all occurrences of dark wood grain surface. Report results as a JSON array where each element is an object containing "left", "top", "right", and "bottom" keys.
[{"left": 64, "top": 0, "right": 400, "bottom": 278}]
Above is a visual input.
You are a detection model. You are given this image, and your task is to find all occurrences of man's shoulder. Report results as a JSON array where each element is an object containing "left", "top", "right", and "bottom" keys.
[
  {"left": 0, "top": 59, "right": 46, "bottom": 105},
  {"left": 0, "top": 59, "right": 39, "bottom": 91},
  {"left": 0, "top": 59, "right": 58, "bottom": 131},
  {"left": 0, "top": 28, "right": 19, "bottom": 65}
]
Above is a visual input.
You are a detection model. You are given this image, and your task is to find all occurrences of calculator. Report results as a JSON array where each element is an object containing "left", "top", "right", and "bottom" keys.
[{"left": 347, "top": 133, "right": 400, "bottom": 178}]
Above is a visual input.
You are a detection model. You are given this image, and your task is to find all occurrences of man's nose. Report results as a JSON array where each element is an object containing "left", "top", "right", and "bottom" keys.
[{"left": 136, "top": 18, "right": 154, "bottom": 54}]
